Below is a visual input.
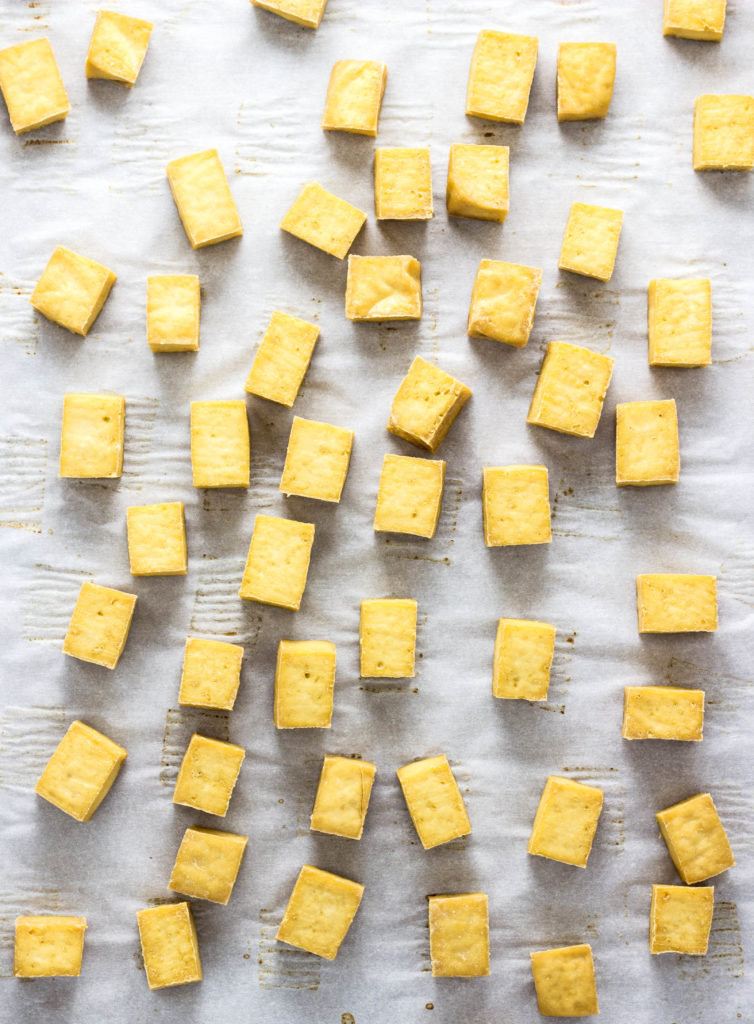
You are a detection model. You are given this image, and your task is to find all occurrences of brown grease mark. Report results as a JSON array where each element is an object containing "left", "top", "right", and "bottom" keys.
[
  {"left": 341, "top": 1015, "right": 356, "bottom": 1024},
  {"left": 425, "top": 1005, "right": 434, "bottom": 1012},
  {"left": 243, "top": 953, "right": 250, "bottom": 960},
  {"left": 359, "top": 684, "right": 411, "bottom": 694},
  {"left": 23, "top": 139, "right": 71, "bottom": 146}
]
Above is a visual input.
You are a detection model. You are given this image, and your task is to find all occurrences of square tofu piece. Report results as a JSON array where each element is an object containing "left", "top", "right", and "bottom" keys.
[
  {"left": 35, "top": 719, "right": 127, "bottom": 822},
  {"left": 179, "top": 637, "right": 244, "bottom": 711},
  {"left": 482, "top": 466, "right": 551, "bottom": 547},
  {"left": 466, "top": 30, "right": 538, "bottom": 124},
  {"left": 277, "top": 864, "right": 364, "bottom": 960},
  {"left": 636, "top": 574, "right": 717, "bottom": 632},
  {"left": 622, "top": 686, "right": 704, "bottom": 741},
  {"left": 346, "top": 255, "right": 422, "bottom": 321},
  {"left": 86, "top": 10, "right": 154, "bottom": 87},
  {"left": 322, "top": 60, "right": 387, "bottom": 136},
  {"left": 310, "top": 755, "right": 376, "bottom": 839},
  {"left": 557, "top": 43, "right": 616, "bottom": 121},
  {"left": 146, "top": 275, "right": 200, "bottom": 352},
  {"left": 468, "top": 260, "right": 542, "bottom": 348},
  {"left": 31, "top": 246, "right": 116, "bottom": 337},
  {"left": 360, "top": 598, "right": 417, "bottom": 678},
  {"left": 127, "top": 502, "right": 187, "bottom": 576},
  {"left": 374, "top": 454, "right": 445, "bottom": 539},
  {"left": 251, "top": 0, "right": 328, "bottom": 30},
  {"left": 374, "top": 148, "right": 433, "bottom": 220},
  {"left": 166, "top": 149, "right": 243, "bottom": 249},
  {"left": 648, "top": 278, "right": 711, "bottom": 367},
  {"left": 239, "top": 514, "right": 315, "bottom": 610},
  {"left": 136, "top": 903, "right": 202, "bottom": 990},
  {"left": 693, "top": 94, "right": 754, "bottom": 170},
  {"left": 650, "top": 884, "right": 714, "bottom": 954},
  {"left": 428, "top": 894, "right": 489, "bottom": 978},
  {"left": 663, "top": 0, "right": 727, "bottom": 41},
  {"left": 169, "top": 826, "right": 248, "bottom": 904},
  {"left": 616, "top": 400, "right": 680, "bottom": 486},
  {"left": 656, "top": 793, "right": 734, "bottom": 883},
  {"left": 173, "top": 734, "right": 245, "bottom": 816},
  {"left": 59, "top": 393, "right": 125, "bottom": 478},
  {"left": 527, "top": 341, "right": 614, "bottom": 438},
  {"left": 396, "top": 754, "right": 471, "bottom": 850},
  {"left": 62, "top": 581, "right": 137, "bottom": 669},
  {"left": 446, "top": 144, "right": 509, "bottom": 222},
  {"left": 274, "top": 639, "right": 336, "bottom": 728},
  {"left": 530, "top": 944, "right": 599, "bottom": 1017},
  {"left": 493, "top": 618, "right": 556, "bottom": 700},
  {"left": 245, "top": 311, "right": 319, "bottom": 406},
  {"left": 281, "top": 182, "right": 366, "bottom": 259},
  {"left": 559, "top": 202, "right": 624, "bottom": 281},
  {"left": 387, "top": 356, "right": 471, "bottom": 453},
  {"left": 280, "top": 416, "right": 354, "bottom": 502},
  {"left": 190, "top": 400, "right": 250, "bottom": 488},
  {"left": 528, "top": 775, "right": 604, "bottom": 868},
  {"left": 0, "top": 38, "right": 69, "bottom": 134},
  {"left": 14, "top": 916, "right": 86, "bottom": 978}
]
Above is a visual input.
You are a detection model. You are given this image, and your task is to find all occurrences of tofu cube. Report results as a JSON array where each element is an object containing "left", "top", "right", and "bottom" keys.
[
  {"left": 146, "top": 275, "right": 200, "bottom": 353},
  {"left": 656, "top": 793, "right": 735, "bottom": 883},
  {"left": 466, "top": 30, "right": 538, "bottom": 124},
  {"left": 0, "top": 38, "right": 69, "bottom": 134},
  {"left": 280, "top": 416, "right": 354, "bottom": 502},
  {"left": 468, "top": 260, "right": 542, "bottom": 348},
  {"left": 346, "top": 255, "right": 422, "bottom": 321},
  {"left": 166, "top": 149, "right": 243, "bottom": 249},
  {"left": 85, "top": 10, "right": 153, "bottom": 87},
  {"left": 251, "top": 0, "right": 328, "bottom": 30},
  {"left": 276, "top": 864, "right": 364, "bottom": 960},
  {"left": 557, "top": 43, "right": 616, "bottom": 121},
  {"left": 693, "top": 94, "right": 754, "bottom": 170},
  {"left": 530, "top": 944, "right": 599, "bottom": 1017},
  {"left": 527, "top": 341, "right": 615, "bottom": 438},
  {"left": 322, "top": 60, "right": 387, "bottom": 136},
  {"left": 387, "top": 356, "right": 471, "bottom": 453},
  {"left": 14, "top": 916, "right": 87, "bottom": 978},
  {"left": 274, "top": 639, "right": 336, "bottom": 728},
  {"left": 190, "top": 400, "right": 250, "bottom": 488},
  {"left": 310, "top": 755, "right": 376, "bottom": 839},
  {"left": 493, "top": 618, "right": 556, "bottom": 700},
  {"left": 281, "top": 182, "right": 366, "bottom": 259},
  {"left": 172, "top": 734, "right": 245, "bottom": 816},
  {"left": 126, "top": 502, "right": 187, "bottom": 576},
  {"left": 482, "top": 466, "right": 551, "bottom": 547},
  {"left": 360, "top": 598, "right": 418, "bottom": 678},
  {"left": 35, "top": 719, "right": 127, "bottom": 822},
  {"left": 239, "top": 514, "right": 315, "bottom": 610},
  {"left": 428, "top": 893, "right": 489, "bottom": 978},
  {"left": 622, "top": 686, "right": 705, "bottom": 741},
  {"left": 62, "top": 581, "right": 137, "bottom": 669},
  {"left": 169, "top": 826, "right": 248, "bottom": 905},
  {"left": 446, "top": 143, "right": 509, "bottom": 222},
  {"left": 648, "top": 278, "right": 711, "bottom": 367},
  {"left": 616, "top": 400, "right": 680, "bottom": 486},
  {"left": 373, "top": 453, "right": 445, "bottom": 539},
  {"left": 31, "top": 246, "right": 116, "bottom": 337},
  {"left": 374, "top": 147, "right": 433, "bottom": 220},
  {"left": 244, "top": 311, "right": 320, "bottom": 406},
  {"left": 559, "top": 202, "right": 624, "bottom": 281},
  {"left": 663, "top": 0, "right": 727, "bottom": 41},
  {"left": 527, "top": 775, "right": 604, "bottom": 868},
  {"left": 636, "top": 574, "right": 717, "bottom": 632},
  {"left": 650, "top": 884, "right": 715, "bottom": 954},
  {"left": 179, "top": 637, "right": 244, "bottom": 711},
  {"left": 59, "top": 393, "right": 125, "bottom": 479},
  {"left": 396, "top": 754, "right": 471, "bottom": 850},
  {"left": 136, "top": 903, "right": 202, "bottom": 990}
]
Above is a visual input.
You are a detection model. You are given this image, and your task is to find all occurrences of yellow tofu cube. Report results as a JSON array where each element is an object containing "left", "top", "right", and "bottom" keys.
[
  {"left": 616, "top": 400, "right": 680, "bottom": 486},
  {"left": 166, "top": 149, "right": 243, "bottom": 249},
  {"left": 693, "top": 94, "right": 754, "bottom": 170},
  {"left": 360, "top": 598, "right": 417, "bottom": 678},
  {"left": 428, "top": 893, "right": 489, "bottom": 978},
  {"left": 466, "top": 30, "right": 538, "bottom": 124},
  {"left": 636, "top": 574, "right": 717, "bottom": 633},
  {"left": 482, "top": 466, "right": 551, "bottom": 547},
  {"left": 0, "top": 38, "right": 69, "bottom": 134},
  {"left": 59, "top": 393, "right": 125, "bottom": 479},
  {"left": 190, "top": 400, "right": 250, "bottom": 488},
  {"left": 373, "top": 453, "right": 445, "bottom": 539},
  {"left": 650, "top": 884, "right": 714, "bottom": 954},
  {"left": 468, "top": 260, "right": 542, "bottom": 348},
  {"left": 446, "top": 144, "right": 509, "bottom": 222},
  {"left": 146, "top": 275, "right": 200, "bottom": 353},
  {"left": 85, "top": 10, "right": 153, "bottom": 87},
  {"left": 277, "top": 864, "right": 364, "bottom": 960},
  {"left": 274, "top": 639, "right": 336, "bottom": 728},
  {"left": 280, "top": 416, "right": 354, "bottom": 502},
  {"left": 169, "top": 826, "right": 248, "bottom": 905},
  {"left": 374, "top": 147, "right": 433, "bottom": 220},
  {"left": 126, "top": 502, "right": 187, "bottom": 576},
  {"left": 322, "top": 60, "right": 387, "bottom": 136},
  {"left": 557, "top": 42, "right": 616, "bottom": 121},
  {"left": 493, "top": 618, "right": 556, "bottom": 700},
  {"left": 622, "top": 686, "right": 704, "bottom": 741},
  {"left": 35, "top": 719, "right": 127, "bottom": 822},
  {"left": 172, "top": 734, "right": 245, "bottom": 816},
  {"left": 251, "top": 0, "right": 328, "bottom": 29},
  {"left": 281, "top": 182, "right": 366, "bottom": 259},
  {"left": 387, "top": 356, "right": 471, "bottom": 453},
  {"left": 310, "top": 755, "right": 376, "bottom": 839},
  {"left": 648, "top": 278, "right": 711, "bottom": 366},
  {"left": 527, "top": 341, "right": 615, "bottom": 438},
  {"left": 31, "top": 246, "right": 116, "bottom": 337},
  {"left": 179, "top": 637, "right": 244, "bottom": 711},
  {"left": 62, "top": 581, "right": 137, "bottom": 669},
  {"left": 136, "top": 903, "right": 202, "bottom": 990},
  {"left": 244, "top": 311, "right": 320, "bottom": 406},
  {"left": 346, "top": 255, "right": 422, "bottom": 321},
  {"left": 657, "top": 793, "right": 734, "bottom": 884},
  {"left": 396, "top": 754, "right": 471, "bottom": 850},
  {"left": 559, "top": 202, "right": 624, "bottom": 281},
  {"left": 528, "top": 775, "right": 604, "bottom": 868},
  {"left": 664, "top": 0, "right": 726, "bottom": 41},
  {"left": 14, "top": 916, "right": 87, "bottom": 978},
  {"left": 530, "top": 944, "right": 599, "bottom": 1017},
  {"left": 239, "top": 514, "right": 315, "bottom": 610}
]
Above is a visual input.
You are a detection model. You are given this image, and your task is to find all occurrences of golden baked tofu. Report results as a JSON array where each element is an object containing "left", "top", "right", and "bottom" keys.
[
  {"left": 374, "top": 148, "right": 432, "bottom": 220},
  {"left": 86, "top": 10, "right": 153, "bottom": 87},
  {"left": 396, "top": 754, "right": 471, "bottom": 849},
  {"left": 346, "top": 255, "right": 422, "bottom": 321},
  {"left": 166, "top": 149, "right": 243, "bottom": 248},
  {"left": 622, "top": 686, "right": 704, "bottom": 741},
  {"left": 387, "top": 356, "right": 471, "bottom": 453},
  {"left": 172, "top": 734, "right": 245, "bottom": 816},
  {"left": 274, "top": 639, "right": 336, "bottom": 728},
  {"left": 0, "top": 37, "right": 69, "bottom": 133},
  {"left": 528, "top": 775, "right": 604, "bottom": 868},
  {"left": 559, "top": 202, "right": 624, "bottom": 281},
  {"left": 251, "top": 0, "right": 328, "bottom": 29},
  {"left": 62, "top": 581, "right": 137, "bottom": 669},
  {"left": 277, "top": 864, "right": 364, "bottom": 959},
  {"left": 245, "top": 311, "right": 320, "bottom": 406},
  {"left": 280, "top": 416, "right": 354, "bottom": 502},
  {"left": 527, "top": 341, "right": 614, "bottom": 438},
  {"left": 14, "top": 916, "right": 87, "bottom": 977},
  {"left": 35, "top": 719, "right": 127, "bottom": 822},
  {"left": 648, "top": 278, "right": 711, "bottom": 366},
  {"left": 59, "top": 393, "right": 125, "bottom": 479},
  {"left": 446, "top": 144, "right": 509, "bottom": 222},
  {"left": 482, "top": 466, "right": 551, "bottom": 547},
  {"left": 374, "top": 453, "right": 445, "bottom": 539},
  {"left": 557, "top": 42, "right": 616, "bottom": 121},
  {"left": 466, "top": 30, "right": 538, "bottom": 124},
  {"left": 360, "top": 598, "right": 417, "bottom": 678},
  {"left": 530, "top": 944, "right": 599, "bottom": 1017},
  {"left": 239, "top": 514, "right": 315, "bottom": 610},
  {"left": 428, "top": 894, "right": 489, "bottom": 977},
  {"left": 281, "top": 182, "right": 366, "bottom": 259},
  {"left": 616, "top": 400, "right": 680, "bottom": 486},
  {"left": 179, "top": 637, "right": 244, "bottom": 711},
  {"left": 493, "top": 618, "right": 555, "bottom": 700},
  {"left": 169, "top": 827, "right": 248, "bottom": 904},
  {"left": 310, "top": 755, "right": 376, "bottom": 839},
  {"left": 649, "top": 884, "right": 714, "bottom": 954},
  {"left": 656, "top": 793, "right": 734, "bottom": 884},
  {"left": 190, "top": 400, "right": 250, "bottom": 489},
  {"left": 127, "top": 502, "right": 187, "bottom": 576},
  {"left": 322, "top": 59, "right": 387, "bottom": 136},
  {"left": 663, "top": 0, "right": 726, "bottom": 41},
  {"left": 636, "top": 574, "right": 717, "bottom": 632},
  {"left": 468, "top": 260, "right": 542, "bottom": 347},
  {"left": 693, "top": 94, "right": 754, "bottom": 170},
  {"left": 136, "top": 903, "right": 202, "bottom": 990},
  {"left": 31, "top": 246, "right": 116, "bottom": 337},
  {"left": 147, "top": 275, "right": 200, "bottom": 352}
]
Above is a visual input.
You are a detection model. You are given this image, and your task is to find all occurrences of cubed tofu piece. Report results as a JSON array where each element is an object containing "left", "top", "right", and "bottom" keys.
[
  {"left": 616, "top": 400, "right": 680, "bottom": 486},
  {"left": 482, "top": 466, "right": 551, "bottom": 547},
  {"left": 310, "top": 755, "right": 376, "bottom": 839},
  {"left": 530, "top": 944, "right": 599, "bottom": 1017},
  {"left": 648, "top": 278, "right": 711, "bottom": 367},
  {"left": 31, "top": 246, "right": 116, "bottom": 337},
  {"left": 126, "top": 502, "right": 187, "bottom": 576},
  {"left": 281, "top": 182, "right": 366, "bottom": 259},
  {"left": 428, "top": 894, "right": 489, "bottom": 978},
  {"left": 360, "top": 598, "right": 417, "bottom": 678},
  {"left": 650, "top": 884, "right": 714, "bottom": 954},
  {"left": 557, "top": 42, "right": 616, "bottom": 121},
  {"left": 146, "top": 275, "right": 200, "bottom": 352},
  {"left": 374, "top": 147, "right": 433, "bottom": 220},
  {"left": 166, "top": 149, "right": 243, "bottom": 248},
  {"left": 274, "top": 639, "right": 336, "bottom": 728},
  {"left": 527, "top": 341, "right": 614, "bottom": 438},
  {"left": 179, "top": 637, "right": 244, "bottom": 711},
  {"left": 466, "top": 30, "right": 538, "bottom": 124},
  {"left": 277, "top": 864, "right": 364, "bottom": 960},
  {"left": 59, "top": 393, "right": 125, "bottom": 478},
  {"left": 173, "top": 734, "right": 245, "bottom": 816},
  {"left": 693, "top": 94, "right": 754, "bottom": 170},
  {"left": 244, "top": 311, "right": 320, "bottom": 406},
  {"left": 346, "top": 255, "right": 422, "bottom": 321},
  {"left": 62, "top": 581, "right": 137, "bottom": 669},
  {"left": 636, "top": 574, "right": 717, "bottom": 633},
  {"left": 239, "top": 514, "right": 315, "bottom": 610},
  {"left": 0, "top": 38, "right": 69, "bottom": 134},
  {"left": 35, "top": 719, "right": 127, "bottom": 822},
  {"left": 190, "top": 400, "right": 250, "bottom": 488},
  {"left": 493, "top": 618, "right": 556, "bottom": 700},
  {"left": 663, "top": 0, "right": 726, "bottom": 41},
  {"left": 136, "top": 903, "right": 202, "bottom": 990},
  {"left": 322, "top": 59, "right": 387, "bottom": 136},
  {"left": 387, "top": 356, "right": 471, "bottom": 453},
  {"left": 396, "top": 754, "right": 471, "bottom": 850},
  {"left": 446, "top": 143, "right": 509, "bottom": 222},
  {"left": 85, "top": 10, "right": 153, "bottom": 87},
  {"left": 528, "top": 775, "right": 604, "bottom": 868},
  {"left": 373, "top": 453, "right": 445, "bottom": 539},
  {"left": 169, "top": 826, "right": 248, "bottom": 905},
  {"left": 468, "top": 260, "right": 542, "bottom": 348},
  {"left": 622, "top": 686, "right": 705, "bottom": 741},
  {"left": 14, "top": 916, "right": 87, "bottom": 978},
  {"left": 559, "top": 202, "right": 624, "bottom": 281},
  {"left": 656, "top": 793, "right": 734, "bottom": 884},
  {"left": 251, "top": 0, "right": 328, "bottom": 30},
  {"left": 280, "top": 416, "right": 354, "bottom": 502}
]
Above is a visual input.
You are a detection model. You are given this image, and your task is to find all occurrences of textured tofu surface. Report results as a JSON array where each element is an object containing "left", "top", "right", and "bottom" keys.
[
  {"left": 493, "top": 618, "right": 556, "bottom": 700},
  {"left": 166, "top": 149, "right": 243, "bottom": 248},
  {"left": 559, "top": 202, "right": 624, "bottom": 281},
  {"left": 274, "top": 639, "right": 336, "bottom": 728},
  {"left": 649, "top": 884, "right": 714, "bottom": 954},
  {"left": 693, "top": 94, "right": 754, "bottom": 170},
  {"left": 0, "top": 37, "right": 69, "bottom": 133},
  {"left": 663, "top": 0, "right": 726, "bottom": 40},
  {"left": 239, "top": 514, "right": 315, "bottom": 609},
  {"left": 387, "top": 356, "right": 471, "bottom": 452},
  {"left": 527, "top": 341, "right": 614, "bottom": 438},
  {"left": 136, "top": 903, "right": 202, "bottom": 990},
  {"left": 310, "top": 755, "right": 376, "bottom": 839},
  {"left": 359, "top": 598, "right": 417, "bottom": 677},
  {"left": 528, "top": 775, "right": 604, "bottom": 867},
  {"left": 373, "top": 453, "right": 445, "bottom": 538},
  {"left": 557, "top": 42, "right": 616, "bottom": 121},
  {"left": 482, "top": 465, "right": 551, "bottom": 547},
  {"left": 62, "top": 581, "right": 137, "bottom": 669},
  {"left": 190, "top": 400, "right": 250, "bottom": 488},
  {"left": 346, "top": 255, "right": 422, "bottom": 321},
  {"left": 466, "top": 30, "right": 538, "bottom": 124},
  {"left": 86, "top": 10, "right": 154, "bottom": 85},
  {"left": 179, "top": 637, "right": 244, "bottom": 710},
  {"left": 428, "top": 894, "right": 490, "bottom": 977},
  {"left": 31, "top": 246, "right": 116, "bottom": 336},
  {"left": 251, "top": 0, "right": 328, "bottom": 29},
  {"left": 280, "top": 416, "right": 354, "bottom": 501},
  {"left": 14, "top": 916, "right": 87, "bottom": 977},
  {"left": 446, "top": 143, "right": 509, "bottom": 222},
  {"left": 173, "top": 734, "right": 246, "bottom": 816},
  {"left": 636, "top": 573, "right": 717, "bottom": 632},
  {"left": 127, "top": 502, "right": 187, "bottom": 575},
  {"left": 375, "top": 148, "right": 433, "bottom": 220},
  {"left": 656, "top": 793, "right": 735, "bottom": 883},
  {"left": 169, "top": 827, "right": 248, "bottom": 904},
  {"left": 530, "top": 944, "right": 599, "bottom": 1017},
  {"left": 59, "top": 393, "right": 125, "bottom": 478},
  {"left": 35, "top": 719, "right": 127, "bottom": 822},
  {"left": 468, "top": 260, "right": 542, "bottom": 347},
  {"left": 280, "top": 182, "right": 366, "bottom": 258},
  {"left": 147, "top": 275, "right": 200, "bottom": 352},
  {"left": 322, "top": 60, "right": 387, "bottom": 135},
  {"left": 615, "top": 400, "right": 680, "bottom": 486},
  {"left": 622, "top": 686, "right": 704, "bottom": 741},
  {"left": 245, "top": 311, "right": 320, "bottom": 405},
  {"left": 276, "top": 864, "right": 364, "bottom": 959},
  {"left": 648, "top": 278, "right": 711, "bottom": 366},
  {"left": 396, "top": 754, "right": 471, "bottom": 849}
]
